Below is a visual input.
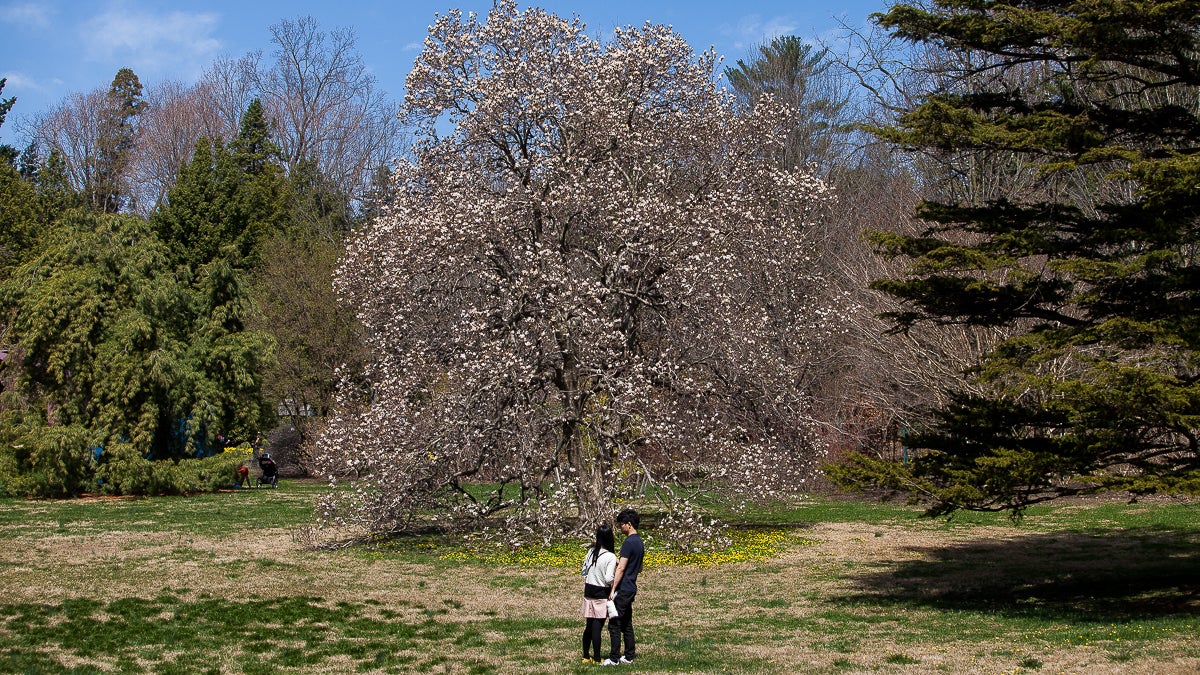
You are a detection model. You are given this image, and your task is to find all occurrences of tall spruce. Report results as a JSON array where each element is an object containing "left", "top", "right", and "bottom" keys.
[
  {"left": 829, "top": 0, "right": 1200, "bottom": 513},
  {"left": 152, "top": 101, "right": 286, "bottom": 270},
  {"left": 91, "top": 68, "right": 146, "bottom": 213}
]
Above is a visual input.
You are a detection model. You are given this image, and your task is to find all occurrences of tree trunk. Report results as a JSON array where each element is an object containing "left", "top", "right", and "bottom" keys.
[{"left": 572, "top": 434, "right": 609, "bottom": 533}]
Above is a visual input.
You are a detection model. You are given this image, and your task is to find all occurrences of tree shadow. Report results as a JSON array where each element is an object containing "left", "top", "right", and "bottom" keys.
[{"left": 834, "top": 528, "right": 1200, "bottom": 621}]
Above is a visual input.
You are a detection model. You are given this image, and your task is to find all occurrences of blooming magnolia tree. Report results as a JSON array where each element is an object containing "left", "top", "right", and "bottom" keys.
[{"left": 313, "top": 1, "right": 837, "bottom": 545}]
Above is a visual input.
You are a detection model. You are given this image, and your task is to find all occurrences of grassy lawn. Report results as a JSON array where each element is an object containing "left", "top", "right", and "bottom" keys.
[{"left": 0, "top": 481, "right": 1197, "bottom": 674}]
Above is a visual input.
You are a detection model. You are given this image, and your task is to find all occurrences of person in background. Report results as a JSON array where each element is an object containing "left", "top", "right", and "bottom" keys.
[
  {"left": 603, "top": 508, "right": 644, "bottom": 666},
  {"left": 580, "top": 524, "right": 617, "bottom": 664}
]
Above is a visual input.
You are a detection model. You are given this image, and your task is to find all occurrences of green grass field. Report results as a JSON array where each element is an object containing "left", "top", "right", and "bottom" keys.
[{"left": 0, "top": 481, "right": 1197, "bottom": 673}]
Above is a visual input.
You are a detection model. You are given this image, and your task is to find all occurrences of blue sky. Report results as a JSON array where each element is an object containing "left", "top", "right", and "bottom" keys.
[{"left": 0, "top": 0, "right": 889, "bottom": 139}]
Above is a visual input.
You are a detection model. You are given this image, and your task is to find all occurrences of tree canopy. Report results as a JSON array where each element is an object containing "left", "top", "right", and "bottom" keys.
[
  {"left": 0, "top": 212, "right": 273, "bottom": 470},
  {"left": 830, "top": 0, "right": 1200, "bottom": 513},
  {"left": 0, "top": 18, "right": 388, "bottom": 497},
  {"left": 314, "top": 0, "right": 835, "bottom": 543},
  {"left": 150, "top": 101, "right": 287, "bottom": 270},
  {"left": 725, "top": 36, "right": 852, "bottom": 173}
]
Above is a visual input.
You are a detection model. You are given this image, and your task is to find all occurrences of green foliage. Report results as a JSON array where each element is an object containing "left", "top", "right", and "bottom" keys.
[
  {"left": 0, "top": 77, "right": 16, "bottom": 166},
  {"left": 850, "top": 0, "right": 1200, "bottom": 514},
  {"left": 229, "top": 99, "right": 279, "bottom": 176},
  {"left": 183, "top": 255, "right": 278, "bottom": 443},
  {"left": 0, "top": 417, "right": 95, "bottom": 498},
  {"left": 29, "top": 147, "right": 83, "bottom": 218},
  {"left": 90, "top": 68, "right": 146, "bottom": 213},
  {"left": 151, "top": 131, "right": 286, "bottom": 271},
  {"left": 0, "top": 97, "right": 284, "bottom": 497},
  {"left": 0, "top": 77, "right": 13, "bottom": 128},
  {"left": 151, "top": 136, "right": 237, "bottom": 268},
  {"left": 151, "top": 100, "right": 288, "bottom": 273},
  {"left": 94, "top": 443, "right": 247, "bottom": 495},
  {"left": 0, "top": 211, "right": 274, "bottom": 474},
  {"left": 0, "top": 163, "right": 41, "bottom": 272},
  {"left": 0, "top": 89, "right": 54, "bottom": 275}
]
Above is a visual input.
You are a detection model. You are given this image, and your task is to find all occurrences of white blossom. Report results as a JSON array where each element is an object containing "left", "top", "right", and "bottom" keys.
[{"left": 312, "top": 1, "right": 838, "bottom": 544}]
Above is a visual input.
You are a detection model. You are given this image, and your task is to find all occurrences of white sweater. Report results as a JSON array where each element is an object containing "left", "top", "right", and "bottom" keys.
[{"left": 582, "top": 548, "right": 617, "bottom": 587}]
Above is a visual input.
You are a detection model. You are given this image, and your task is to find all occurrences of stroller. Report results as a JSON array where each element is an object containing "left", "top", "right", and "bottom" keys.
[{"left": 256, "top": 452, "right": 279, "bottom": 488}]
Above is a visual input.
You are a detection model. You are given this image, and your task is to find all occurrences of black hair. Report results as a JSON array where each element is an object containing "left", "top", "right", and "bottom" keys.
[
  {"left": 589, "top": 524, "right": 615, "bottom": 562},
  {"left": 615, "top": 508, "right": 639, "bottom": 529}
]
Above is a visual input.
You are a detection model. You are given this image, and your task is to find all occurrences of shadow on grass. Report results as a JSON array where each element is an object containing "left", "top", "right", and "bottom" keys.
[{"left": 838, "top": 528, "right": 1200, "bottom": 620}]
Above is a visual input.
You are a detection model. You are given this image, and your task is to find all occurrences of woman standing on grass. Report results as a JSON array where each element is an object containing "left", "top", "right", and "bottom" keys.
[{"left": 580, "top": 524, "right": 617, "bottom": 664}]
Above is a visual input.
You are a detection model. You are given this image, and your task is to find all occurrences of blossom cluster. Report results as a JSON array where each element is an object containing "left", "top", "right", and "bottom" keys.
[{"left": 313, "top": 0, "right": 841, "bottom": 542}]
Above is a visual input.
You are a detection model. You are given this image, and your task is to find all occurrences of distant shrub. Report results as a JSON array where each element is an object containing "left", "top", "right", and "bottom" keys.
[
  {"left": 0, "top": 391, "right": 251, "bottom": 497},
  {"left": 0, "top": 423, "right": 96, "bottom": 498},
  {"left": 96, "top": 444, "right": 248, "bottom": 496}
]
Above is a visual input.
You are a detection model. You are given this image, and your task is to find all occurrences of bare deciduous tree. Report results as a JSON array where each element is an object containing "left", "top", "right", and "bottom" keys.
[
  {"left": 249, "top": 16, "right": 403, "bottom": 203},
  {"left": 130, "top": 80, "right": 239, "bottom": 213},
  {"left": 23, "top": 89, "right": 108, "bottom": 206},
  {"left": 249, "top": 232, "right": 369, "bottom": 457},
  {"left": 200, "top": 55, "right": 258, "bottom": 140}
]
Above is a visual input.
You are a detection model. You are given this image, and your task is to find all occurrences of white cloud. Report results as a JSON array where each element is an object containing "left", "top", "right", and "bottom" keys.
[
  {"left": 721, "top": 13, "right": 799, "bottom": 51},
  {"left": 80, "top": 3, "right": 223, "bottom": 78},
  {"left": 0, "top": 2, "right": 53, "bottom": 28},
  {"left": 1, "top": 71, "right": 41, "bottom": 91}
]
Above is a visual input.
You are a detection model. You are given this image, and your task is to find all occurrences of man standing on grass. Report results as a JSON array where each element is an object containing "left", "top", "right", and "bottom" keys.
[{"left": 603, "top": 508, "right": 644, "bottom": 666}]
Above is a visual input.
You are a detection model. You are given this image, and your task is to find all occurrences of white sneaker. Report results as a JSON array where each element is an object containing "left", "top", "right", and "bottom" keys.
[
  {"left": 600, "top": 658, "right": 620, "bottom": 666},
  {"left": 619, "top": 656, "right": 635, "bottom": 665}
]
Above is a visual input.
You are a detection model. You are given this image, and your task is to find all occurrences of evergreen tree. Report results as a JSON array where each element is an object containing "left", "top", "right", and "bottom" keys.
[
  {"left": 0, "top": 77, "right": 14, "bottom": 127},
  {"left": 152, "top": 136, "right": 237, "bottom": 269},
  {"left": 0, "top": 211, "right": 273, "bottom": 470},
  {"left": 152, "top": 101, "right": 287, "bottom": 270},
  {"left": 0, "top": 162, "right": 38, "bottom": 272},
  {"left": 725, "top": 36, "right": 851, "bottom": 173},
  {"left": 0, "top": 85, "right": 39, "bottom": 270},
  {"left": 0, "top": 77, "right": 16, "bottom": 167},
  {"left": 33, "top": 148, "right": 83, "bottom": 220},
  {"left": 831, "top": 0, "right": 1200, "bottom": 513},
  {"left": 229, "top": 99, "right": 277, "bottom": 175},
  {"left": 230, "top": 100, "right": 287, "bottom": 263},
  {"left": 91, "top": 68, "right": 146, "bottom": 213}
]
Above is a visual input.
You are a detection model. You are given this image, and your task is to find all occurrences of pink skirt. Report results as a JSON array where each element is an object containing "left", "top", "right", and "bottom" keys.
[{"left": 582, "top": 597, "right": 608, "bottom": 619}]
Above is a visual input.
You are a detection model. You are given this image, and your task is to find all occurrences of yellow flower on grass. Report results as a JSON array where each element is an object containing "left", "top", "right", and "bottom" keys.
[{"left": 440, "top": 529, "right": 805, "bottom": 568}]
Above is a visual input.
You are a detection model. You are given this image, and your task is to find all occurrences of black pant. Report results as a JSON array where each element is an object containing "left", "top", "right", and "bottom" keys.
[
  {"left": 608, "top": 592, "right": 635, "bottom": 661},
  {"left": 583, "top": 617, "right": 605, "bottom": 659}
]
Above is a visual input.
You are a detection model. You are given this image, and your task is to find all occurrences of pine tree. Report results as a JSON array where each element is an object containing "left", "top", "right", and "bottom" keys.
[
  {"left": 725, "top": 36, "right": 850, "bottom": 173},
  {"left": 152, "top": 101, "right": 287, "bottom": 270},
  {"left": 0, "top": 77, "right": 16, "bottom": 167},
  {"left": 91, "top": 68, "right": 146, "bottom": 213},
  {"left": 830, "top": 0, "right": 1200, "bottom": 513}
]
